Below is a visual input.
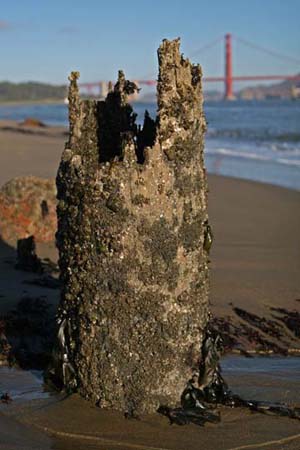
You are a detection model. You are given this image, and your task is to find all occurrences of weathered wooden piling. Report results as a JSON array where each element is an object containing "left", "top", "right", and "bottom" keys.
[{"left": 54, "top": 39, "right": 210, "bottom": 414}]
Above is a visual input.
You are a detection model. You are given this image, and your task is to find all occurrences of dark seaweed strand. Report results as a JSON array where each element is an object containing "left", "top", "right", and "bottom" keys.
[{"left": 158, "top": 325, "right": 300, "bottom": 426}]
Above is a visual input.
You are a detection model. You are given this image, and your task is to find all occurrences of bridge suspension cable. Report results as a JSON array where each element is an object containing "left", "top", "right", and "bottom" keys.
[
  {"left": 189, "top": 35, "right": 223, "bottom": 57},
  {"left": 234, "top": 35, "right": 300, "bottom": 66}
]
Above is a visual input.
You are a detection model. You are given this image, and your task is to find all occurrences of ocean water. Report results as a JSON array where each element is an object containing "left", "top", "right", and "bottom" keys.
[
  {"left": 1, "top": 356, "right": 299, "bottom": 404},
  {"left": 0, "top": 99, "right": 299, "bottom": 190},
  {"left": 221, "top": 356, "right": 300, "bottom": 404}
]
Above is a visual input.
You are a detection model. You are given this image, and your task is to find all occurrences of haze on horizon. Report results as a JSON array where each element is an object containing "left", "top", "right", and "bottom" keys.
[{"left": 1, "top": 0, "right": 300, "bottom": 91}]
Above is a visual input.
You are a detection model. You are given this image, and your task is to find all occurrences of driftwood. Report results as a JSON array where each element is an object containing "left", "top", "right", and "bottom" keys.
[
  {"left": 15, "top": 235, "right": 43, "bottom": 273},
  {"left": 50, "top": 39, "right": 210, "bottom": 415}
]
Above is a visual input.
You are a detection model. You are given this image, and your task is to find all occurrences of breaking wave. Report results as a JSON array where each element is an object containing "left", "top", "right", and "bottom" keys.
[{"left": 205, "top": 147, "right": 300, "bottom": 169}]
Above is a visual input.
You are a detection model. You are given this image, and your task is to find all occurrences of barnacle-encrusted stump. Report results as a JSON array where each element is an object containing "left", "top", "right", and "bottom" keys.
[{"left": 55, "top": 39, "right": 209, "bottom": 414}]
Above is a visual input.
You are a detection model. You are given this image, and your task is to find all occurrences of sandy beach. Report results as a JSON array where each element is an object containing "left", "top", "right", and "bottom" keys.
[
  {"left": 209, "top": 175, "right": 300, "bottom": 330},
  {"left": 0, "top": 122, "right": 300, "bottom": 449},
  {"left": 1, "top": 121, "right": 299, "bottom": 341}
]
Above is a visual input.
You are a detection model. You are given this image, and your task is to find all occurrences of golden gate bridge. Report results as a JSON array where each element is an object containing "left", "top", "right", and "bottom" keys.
[{"left": 79, "top": 34, "right": 300, "bottom": 100}]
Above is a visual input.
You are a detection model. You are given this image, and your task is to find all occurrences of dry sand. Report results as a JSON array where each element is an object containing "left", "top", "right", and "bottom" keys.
[
  {"left": 0, "top": 123, "right": 300, "bottom": 449},
  {"left": 209, "top": 175, "right": 300, "bottom": 319},
  {"left": 0, "top": 120, "right": 66, "bottom": 186}
]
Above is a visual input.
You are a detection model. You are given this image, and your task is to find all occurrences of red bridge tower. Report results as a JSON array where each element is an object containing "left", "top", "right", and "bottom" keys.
[{"left": 225, "top": 33, "right": 234, "bottom": 100}]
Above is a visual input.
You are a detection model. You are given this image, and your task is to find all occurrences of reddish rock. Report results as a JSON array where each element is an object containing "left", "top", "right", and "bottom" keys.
[
  {"left": 19, "top": 117, "right": 47, "bottom": 128},
  {"left": 0, "top": 176, "right": 57, "bottom": 244}
]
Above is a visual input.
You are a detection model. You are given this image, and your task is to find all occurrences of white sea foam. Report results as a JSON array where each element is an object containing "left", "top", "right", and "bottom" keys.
[
  {"left": 206, "top": 148, "right": 270, "bottom": 161},
  {"left": 206, "top": 147, "right": 300, "bottom": 169},
  {"left": 276, "top": 158, "right": 300, "bottom": 167}
]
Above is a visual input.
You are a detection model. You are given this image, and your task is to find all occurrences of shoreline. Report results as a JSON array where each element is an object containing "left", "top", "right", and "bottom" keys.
[
  {"left": 210, "top": 171, "right": 300, "bottom": 193},
  {"left": 0, "top": 119, "right": 299, "bottom": 192}
]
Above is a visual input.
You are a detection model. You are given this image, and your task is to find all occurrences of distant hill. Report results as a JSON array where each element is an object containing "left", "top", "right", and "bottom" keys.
[
  {"left": 204, "top": 90, "right": 223, "bottom": 101},
  {"left": 1, "top": 76, "right": 299, "bottom": 103},
  {"left": 238, "top": 76, "right": 300, "bottom": 100},
  {"left": 0, "top": 81, "right": 66, "bottom": 102}
]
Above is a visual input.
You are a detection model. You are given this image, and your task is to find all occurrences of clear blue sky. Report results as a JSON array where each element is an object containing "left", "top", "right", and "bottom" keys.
[{"left": 1, "top": 0, "right": 300, "bottom": 87}]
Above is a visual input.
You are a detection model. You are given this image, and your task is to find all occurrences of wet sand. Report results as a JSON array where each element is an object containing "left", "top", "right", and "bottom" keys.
[
  {"left": 1, "top": 389, "right": 300, "bottom": 450},
  {"left": 0, "top": 123, "right": 300, "bottom": 449},
  {"left": 1, "top": 358, "right": 300, "bottom": 450}
]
